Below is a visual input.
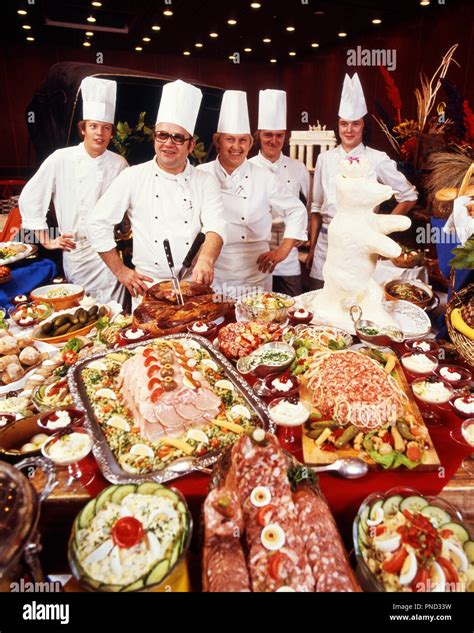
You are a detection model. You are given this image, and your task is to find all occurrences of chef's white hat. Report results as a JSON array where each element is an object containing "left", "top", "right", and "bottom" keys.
[
  {"left": 338, "top": 73, "right": 368, "bottom": 120},
  {"left": 258, "top": 89, "right": 287, "bottom": 130},
  {"left": 80, "top": 77, "right": 117, "bottom": 124},
  {"left": 156, "top": 79, "right": 202, "bottom": 135},
  {"left": 217, "top": 90, "right": 251, "bottom": 134}
]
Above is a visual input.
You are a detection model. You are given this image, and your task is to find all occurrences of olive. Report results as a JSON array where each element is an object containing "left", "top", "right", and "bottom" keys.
[
  {"left": 162, "top": 377, "right": 177, "bottom": 391},
  {"left": 160, "top": 363, "right": 174, "bottom": 378}
]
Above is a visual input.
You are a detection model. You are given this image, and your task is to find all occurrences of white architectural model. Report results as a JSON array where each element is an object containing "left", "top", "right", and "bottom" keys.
[
  {"left": 289, "top": 127, "right": 336, "bottom": 171},
  {"left": 313, "top": 157, "right": 411, "bottom": 330}
]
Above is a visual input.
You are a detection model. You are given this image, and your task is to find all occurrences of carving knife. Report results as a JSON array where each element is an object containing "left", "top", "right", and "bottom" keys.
[
  {"left": 177, "top": 232, "right": 205, "bottom": 281},
  {"left": 163, "top": 239, "right": 184, "bottom": 305}
]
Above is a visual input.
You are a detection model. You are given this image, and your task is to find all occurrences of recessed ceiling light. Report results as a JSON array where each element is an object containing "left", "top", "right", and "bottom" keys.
[
  {"left": 17, "top": 9, "right": 27, "bottom": 16},
  {"left": 210, "top": 32, "right": 218, "bottom": 38},
  {"left": 87, "top": 15, "right": 96, "bottom": 23},
  {"left": 311, "top": 42, "right": 319, "bottom": 48},
  {"left": 420, "top": 0, "right": 430, "bottom": 5},
  {"left": 163, "top": 9, "right": 173, "bottom": 16},
  {"left": 372, "top": 18, "right": 382, "bottom": 24},
  {"left": 22, "top": 24, "right": 31, "bottom": 30},
  {"left": 286, "top": 26, "right": 295, "bottom": 32},
  {"left": 338, "top": 32, "right": 347, "bottom": 37},
  {"left": 244, "top": 47, "right": 252, "bottom": 52},
  {"left": 195, "top": 42, "right": 203, "bottom": 48},
  {"left": 314, "top": 11, "right": 326, "bottom": 15},
  {"left": 135, "top": 46, "right": 143, "bottom": 51},
  {"left": 85, "top": 31, "right": 94, "bottom": 36},
  {"left": 263, "top": 38, "right": 271, "bottom": 43},
  {"left": 270, "top": 58, "right": 277, "bottom": 63},
  {"left": 250, "top": 2, "right": 261, "bottom": 8},
  {"left": 227, "top": 19, "right": 237, "bottom": 25},
  {"left": 289, "top": 51, "right": 296, "bottom": 56},
  {"left": 183, "top": 51, "right": 191, "bottom": 56},
  {"left": 83, "top": 41, "right": 91, "bottom": 47},
  {"left": 91, "top": 1, "right": 102, "bottom": 6},
  {"left": 143, "top": 37, "right": 151, "bottom": 42},
  {"left": 26, "top": 36, "right": 34, "bottom": 41},
  {"left": 152, "top": 25, "right": 161, "bottom": 31},
  {"left": 228, "top": 55, "right": 235, "bottom": 60}
]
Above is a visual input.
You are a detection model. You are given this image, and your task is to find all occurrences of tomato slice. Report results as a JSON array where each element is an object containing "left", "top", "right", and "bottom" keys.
[
  {"left": 144, "top": 355, "right": 159, "bottom": 367},
  {"left": 112, "top": 516, "right": 144, "bottom": 548},
  {"left": 151, "top": 387, "right": 164, "bottom": 403},
  {"left": 268, "top": 552, "right": 288, "bottom": 581},
  {"left": 143, "top": 348, "right": 156, "bottom": 358},
  {"left": 382, "top": 547, "right": 408, "bottom": 574},
  {"left": 375, "top": 525, "right": 386, "bottom": 537},
  {"left": 257, "top": 504, "right": 276, "bottom": 527},
  {"left": 147, "top": 365, "right": 161, "bottom": 378},
  {"left": 440, "top": 529, "right": 454, "bottom": 539},
  {"left": 412, "top": 566, "right": 430, "bottom": 592},
  {"left": 148, "top": 377, "right": 162, "bottom": 391},
  {"left": 406, "top": 445, "right": 422, "bottom": 462},
  {"left": 436, "top": 556, "right": 459, "bottom": 584}
]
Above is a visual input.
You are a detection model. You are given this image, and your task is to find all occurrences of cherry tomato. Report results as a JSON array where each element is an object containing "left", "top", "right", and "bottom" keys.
[
  {"left": 406, "top": 445, "right": 422, "bottom": 462},
  {"left": 382, "top": 432, "right": 394, "bottom": 446},
  {"left": 63, "top": 350, "right": 78, "bottom": 365},
  {"left": 375, "top": 525, "right": 386, "bottom": 536},
  {"left": 257, "top": 504, "right": 276, "bottom": 527},
  {"left": 112, "top": 517, "right": 144, "bottom": 548},
  {"left": 382, "top": 547, "right": 408, "bottom": 574}
]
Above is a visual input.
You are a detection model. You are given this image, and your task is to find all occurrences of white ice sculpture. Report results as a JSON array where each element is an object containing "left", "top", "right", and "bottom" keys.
[{"left": 313, "top": 157, "right": 411, "bottom": 330}]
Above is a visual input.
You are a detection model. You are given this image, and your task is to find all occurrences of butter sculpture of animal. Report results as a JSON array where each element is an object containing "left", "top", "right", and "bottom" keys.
[{"left": 314, "top": 157, "right": 411, "bottom": 331}]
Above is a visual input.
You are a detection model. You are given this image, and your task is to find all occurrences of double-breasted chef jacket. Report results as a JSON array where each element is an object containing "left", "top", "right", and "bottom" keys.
[
  {"left": 310, "top": 142, "right": 418, "bottom": 281},
  {"left": 87, "top": 158, "right": 227, "bottom": 286},
  {"left": 19, "top": 143, "right": 128, "bottom": 304},
  {"left": 249, "top": 151, "right": 309, "bottom": 277},
  {"left": 197, "top": 158, "right": 307, "bottom": 297}
]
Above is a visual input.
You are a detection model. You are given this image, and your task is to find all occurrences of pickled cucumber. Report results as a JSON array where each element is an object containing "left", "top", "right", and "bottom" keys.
[
  {"left": 53, "top": 322, "right": 73, "bottom": 336},
  {"left": 88, "top": 305, "right": 98, "bottom": 318},
  {"left": 76, "top": 308, "right": 88, "bottom": 324},
  {"left": 98, "top": 306, "right": 108, "bottom": 318},
  {"left": 53, "top": 314, "right": 71, "bottom": 328}
]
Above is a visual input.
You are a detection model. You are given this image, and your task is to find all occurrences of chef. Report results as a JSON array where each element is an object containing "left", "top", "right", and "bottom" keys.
[
  {"left": 249, "top": 89, "right": 309, "bottom": 296},
  {"left": 87, "top": 79, "right": 226, "bottom": 304},
  {"left": 307, "top": 73, "right": 418, "bottom": 289},
  {"left": 198, "top": 90, "right": 307, "bottom": 298},
  {"left": 19, "top": 77, "right": 129, "bottom": 305}
]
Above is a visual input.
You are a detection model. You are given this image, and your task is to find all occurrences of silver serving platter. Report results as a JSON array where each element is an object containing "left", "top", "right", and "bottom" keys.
[{"left": 67, "top": 333, "right": 273, "bottom": 485}]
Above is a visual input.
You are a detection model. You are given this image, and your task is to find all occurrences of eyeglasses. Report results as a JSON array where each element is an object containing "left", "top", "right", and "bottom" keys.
[{"left": 153, "top": 131, "right": 193, "bottom": 145}]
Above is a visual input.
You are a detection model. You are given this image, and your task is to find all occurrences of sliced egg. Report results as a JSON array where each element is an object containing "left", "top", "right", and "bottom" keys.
[
  {"left": 444, "top": 540, "right": 468, "bottom": 572},
  {"left": 261, "top": 524, "right": 285, "bottom": 551},
  {"left": 276, "top": 586, "right": 295, "bottom": 592},
  {"left": 230, "top": 405, "right": 251, "bottom": 420},
  {"left": 95, "top": 388, "right": 117, "bottom": 400},
  {"left": 183, "top": 339, "right": 201, "bottom": 350},
  {"left": 430, "top": 561, "right": 446, "bottom": 592},
  {"left": 214, "top": 379, "right": 235, "bottom": 391},
  {"left": 187, "top": 358, "right": 197, "bottom": 368},
  {"left": 20, "top": 443, "right": 37, "bottom": 453},
  {"left": 252, "top": 428, "right": 266, "bottom": 443},
  {"left": 88, "top": 360, "right": 108, "bottom": 372},
  {"left": 374, "top": 533, "right": 401, "bottom": 553},
  {"left": 31, "top": 433, "right": 49, "bottom": 447},
  {"left": 399, "top": 550, "right": 418, "bottom": 586},
  {"left": 366, "top": 507, "right": 384, "bottom": 527},
  {"left": 110, "top": 545, "right": 122, "bottom": 577},
  {"left": 186, "top": 429, "right": 209, "bottom": 445},
  {"left": 130, "top": 444, "right": 154, "bottom": 458},
  {"left": 146, "top": 531, "right": 162, "bottom": 560},
  {"left": 182, "top": 374, "right": 199, "bottom": 390},
  {"left": 201, "top": 359, "right": 218, "bottom": 371},
  {"left": 106, "top": 415, "right": 131, "bottom": 432},
  {"left": 250, "top": 486, "right": 272, "bottom": 508},
  {"left": 83, "top": 538, "right": 114, "bottom": 566}
]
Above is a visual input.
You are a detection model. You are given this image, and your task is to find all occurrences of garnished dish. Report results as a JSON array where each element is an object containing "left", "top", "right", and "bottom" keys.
[
  {"left": 354, "top": 489, "right": 474, "bottom": 592},
  {"left": 9, "top": 301, "right": 53, "bottom": 328},
  {"left": 30, "top": 283, "right": 84, "bottom": 311},
  {"left": 288, "top": 308, "right": 313, "bottom": 325},
  {"left": 68, "top": 482, "right": 191, "bottom": 592},
  {"left": 0, "top": 242, "right": 32, "bottom": 266},
  {"left": 33, "top": 305, "right": 108, "bottom": 342},
  {"left": 117, "top": 326, "right": 152, "bottom": 346},
  {"left": 202, "top": 431, "right": 360, "bottom": 592},
  {"left": 240, "top": 292, "right": 295, "bottom": 323},
  {"left": 401, "top": 352, "right": 438, "bottom": 376},
  {"left": 450, "top": 393, "right": 474, "bottom": 418},
  {"left": 435, "top": 365, "right": 472, "bottom": 388},
  {"left": 217, "top": 321, "right": 284, "bottom": 360},
  {"left": 391, "top": 246, "right": 424, "bottom": 269},
  {"left": 12, "top": 294, "right": 29, "bottom": 306},
  {"left": 42, "top": 429, "right": 92, "bottom": 465},
  {"left": 186, "top": 320, "right": 217, "bottom": 338},
  {"left": 72, "top": 336, "right": 268, "bottom": 479},
  {"left": 404, "top": 339, "right": 439, "bottom": 354},
  {"left": 236, "top": 342, "right": 295, "bottom": 377},
  {"left": 268, "top": 397, "right": 311, "bottom": 427},
  {"left": 384, "top": 279, "right": 433, "bottom": 309},
  {"left": 254, "top": 373, "right": 299, "bottom": 398},
  {"left": 300, "top": 348, "right": 440, "bottom": 470},
  {"left": 411, "top": 378, "right": 454, "bottom": 405},
  {"left": 38, "top": 407, "right": 85, "bottom": 432}
]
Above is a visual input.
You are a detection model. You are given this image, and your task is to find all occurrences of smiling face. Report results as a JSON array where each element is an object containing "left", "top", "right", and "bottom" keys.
[
  {"left": 154, "top": 122, "right": 195, "bottom": 174},
  {"left": 82, "top": 120, "right": 113, "bottom": 157},
  {"left": 217, "top": 133, "right": 253, "bottom": 173},
  {"left": 259, "top": 130, "right": 286, "bottom": 162},
  {"left": 338, "top": 118, "right": 364, "bottom": 152}
]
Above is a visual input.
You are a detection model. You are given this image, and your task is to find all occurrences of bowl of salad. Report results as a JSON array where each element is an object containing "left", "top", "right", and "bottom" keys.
[
  {"left": 353, "top": 487, "right": 474, "bottom": 592},
  {"left": 240, "top": 292, "right": 295, "bottom": 324},
  {"left": 236, "top": 341, "right": 295, "bottom": 378}
]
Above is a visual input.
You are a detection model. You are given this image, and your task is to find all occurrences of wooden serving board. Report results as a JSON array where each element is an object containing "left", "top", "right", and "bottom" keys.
[{"left": 302, "top": 354, "right": 441, "bottom": 471}]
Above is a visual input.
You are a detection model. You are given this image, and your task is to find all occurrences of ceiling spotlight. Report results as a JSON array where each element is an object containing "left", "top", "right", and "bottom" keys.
[
  {"left": 163, "top": 9, "right": 173, "bottom": 16},
  {"left": 228, "top": 55, "right": 235, "bottom": 60},
  {"left": 289, "top": 51, "right": 296, "bottom": 56},
  {"left": 372, "top": 18, "right": 382, "bottom": 24},
  {"left": 244, "top": 47, "right": 252, "bottom": 52},
  {"left": 143, "top": 37, "right": 151, "bottom": 42},
  {"left": 17, "top": 9, "right": 27, "bottom": 15},
  {"left": 286, "top": 26, "right": 295, "bottom": 32},
  {"left": 195, "top": 42, "right": 203, "bottom": 48},
  {"left": 83, "top": 41, "right": 91, "bottom": 47},
  {"left": 263, "top": 38, "right": 271, "bottom": 43},
  {"left": 87, "top": 15, "right": 96, "bottom": 23},
  {"left": 311, "top": 42, "right": 319, "bottom": 48},
  {"left": 210, "top": 32, "right": 219, "bottom": 38},
  {"left": 22, "top": 24, "right": 31, "bottom": 30},
  {"left": 183, "top": 50, "right": 191, "bottom": 56},
  {"left": 270, "top": 58, "right": 277, "bottom": 63},
  {"left": 420, "top": 0, "right": 430, "bottom": 4},
  {"left": 250, "top": 2, "right": 261, "bottom": 8},
  {"left": 85, "top": 31, "right": 94, "bottom": 36},
  {"left": 91, "top": 1, "right": 102, "bottom": 6},
  {"left": 227, "top": 19, "right": 237, "bottom": 25},
  {"left": 314, "top": 11, "right": 326, "bottom": 15},
  {"left": 135, "top": 46, "right": 143, "bottom": 51},
  {"left": 152, "top": 25, "right": 161, "bottom": 31},
  {"left": 338, "top": 32, "right": 347, "bottom": 37},
  {"left": 26, "top": 36, "right": 35, "bottom": 41}
]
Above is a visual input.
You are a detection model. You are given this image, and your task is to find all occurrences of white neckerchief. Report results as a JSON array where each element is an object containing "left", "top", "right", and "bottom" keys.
[
  {"left": 216, "top": 157, "right": 250, "bottom": 197},
  {"left": 257, "top": 150, "right": 283, "bottom": 173}
]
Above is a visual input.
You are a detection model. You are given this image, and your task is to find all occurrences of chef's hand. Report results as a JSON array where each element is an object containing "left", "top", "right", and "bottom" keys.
[
  {"left": 117, "top": 266, "right": 153, "bottom": 298},
  {"left": 257, "top": 247, "right": 288, "bottom": 274},
  {"left": 305, "top": 247, "right": 315, "bottom": 271},
  {"left": 45, "top": 233, "right": 76, "bottom": 251},
  {"left": 192, "top": 257, "right": 214, "bottom": 286}
]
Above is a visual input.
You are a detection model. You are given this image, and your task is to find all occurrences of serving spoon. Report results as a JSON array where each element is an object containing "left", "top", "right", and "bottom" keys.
[
  {"left": 308, "top": 458, "right": 369, "bottom": 479},
  {"left": 168, "top": 456, "right": 212, "bottom": 476}
]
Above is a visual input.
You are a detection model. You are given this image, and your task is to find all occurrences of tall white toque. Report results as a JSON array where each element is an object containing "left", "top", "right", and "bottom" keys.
[
  {"left": 258, "top": 89, "right": 287, "bottom": 130},
  {"left": 156, "top": 79, "right": 203, "bottom": 135},
  {"left": 338, "top": 73, "right": 368, "bottom": 120},
  {"left": 217, "top": 90, "right": 251, "bottom": 134},
  {"left": 80, "top": 77, "right": 117, "bottom": 124}
]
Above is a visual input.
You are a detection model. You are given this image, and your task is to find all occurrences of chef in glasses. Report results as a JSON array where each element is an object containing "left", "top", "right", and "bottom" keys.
[{"left": 87, "top": 79, "right": 226, "bottom": 303}]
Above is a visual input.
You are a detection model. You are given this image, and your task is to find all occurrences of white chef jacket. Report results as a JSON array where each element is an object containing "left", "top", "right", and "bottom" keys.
[
  {"left": 249, "top": 151, "right": 309, "bottom": 276},
  {"left": 197, "top": 158, "right": 307, "bottom": 295},
  {"left": 310, "top": 143, "right": 418, "bottom": 280},
  {"left": 19, "top": 143, "right": 128, "bottom": 303},
  {"left": 87, "top": 158, "right": 227, "bottom": 281}
]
